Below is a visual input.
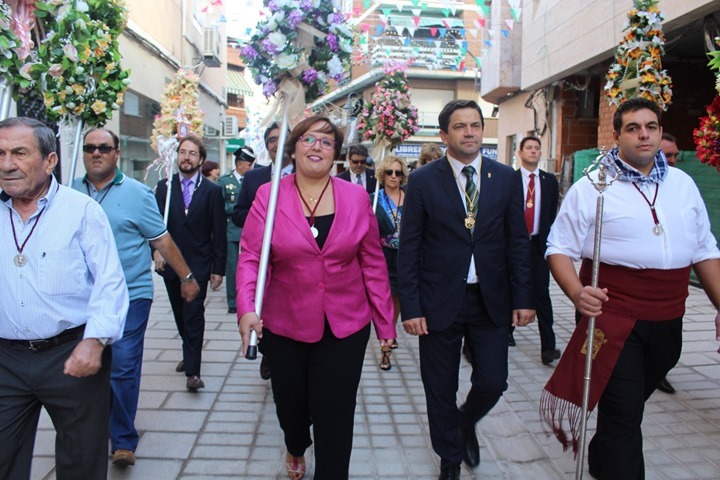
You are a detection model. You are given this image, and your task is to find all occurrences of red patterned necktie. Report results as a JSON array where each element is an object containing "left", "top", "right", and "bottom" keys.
[{"left": 525, "top": 173, "right": 535, "bottom": 234}]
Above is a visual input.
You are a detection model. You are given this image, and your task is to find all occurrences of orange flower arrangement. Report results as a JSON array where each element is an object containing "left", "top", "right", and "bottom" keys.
[{"left": 604, "top": 0, "right": 672, "bottom": 111}]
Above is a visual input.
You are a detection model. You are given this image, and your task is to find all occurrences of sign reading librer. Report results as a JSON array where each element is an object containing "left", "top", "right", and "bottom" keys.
[{"left": 392, "top": 143, "right": 497, "bottom": 161}]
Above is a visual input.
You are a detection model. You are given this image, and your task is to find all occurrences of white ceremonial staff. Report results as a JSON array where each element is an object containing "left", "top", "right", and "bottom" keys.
[
  {"left": 0, "top": 77, "right": 12, "bottom": 121},
  {"left": 575, "top": 148, "right": 622, "bottom": 479},
  {"left": 246, "top": 99, "right": 290, "bottom": 360},
  {"left": 66, "top": 120, "right": 84, "bottom": 186}
]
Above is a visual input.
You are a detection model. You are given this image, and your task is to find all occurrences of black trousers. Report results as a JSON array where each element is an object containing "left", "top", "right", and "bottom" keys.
[
  {"left": 419, "top": 286, "right": 509, "bottom": 469},
  {"left": 587, "top": 317, "right": 682, "bottom": 480},
  {"left": 0, "top": 336, "right": 112, "bottom": 480},
  {"left": 261, "top": 322, "right": 370, "bottom": 480},
  {"left": 164, "top": 277, "right": 209, "bottom": 377},
  {"left": 530, "top": 236, "right": 556, "bottom": 352}
]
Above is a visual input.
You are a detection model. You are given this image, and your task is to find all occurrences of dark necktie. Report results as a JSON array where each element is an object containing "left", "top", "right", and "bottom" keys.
[{"left": 462, "top": 165, "right": 478, "bottom": 232}]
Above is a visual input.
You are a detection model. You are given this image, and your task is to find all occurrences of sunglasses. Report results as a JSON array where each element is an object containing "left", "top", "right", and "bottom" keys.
[
  {"left": 82, "top": 144, "right": 115, "bottom": 154},
  {"left": 299, "top": 135, "right": 335, "bottom": 151},
  {"left": 385, "top": 169, "right": 404, "bottom": 177},
  {"left": 350, "top": 160, "right": 365, "bottom": 165}
]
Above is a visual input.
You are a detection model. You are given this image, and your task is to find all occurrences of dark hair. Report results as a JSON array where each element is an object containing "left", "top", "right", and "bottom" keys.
[
  {"left": 177, "top": 135, "right": 207, "bottom": 160},
  {"left": 234, "top": 146, "right": 255, "bottom": 164},
  {"left": 286, "top": 115, "right": 343, "bottom": 163},
  {"left": 519, "top": 136, "right": 541, "bottom": 150},
  {"left": 348, "top": 144, "right": 368, "bottom": 158},
  {"left": 264, "top": 122, "right": 279, "bottom": 148},
  {"left": 201, "top": 161, "right": 219, "bottom": 177},
  {"left": 612, "top": 97, "right": 662, "bottom": 133},
  {"left": 661, "top": 132, "right": 676, "bottom": 144},
  {"left": 438, "top": 99, "right": 485, "bottom": 133},
  {"left": 0, "top": 117, "right": 56, "bottom": 159},
  {"left": 84, "top": 128, "right": 119, "bottom": 149}
]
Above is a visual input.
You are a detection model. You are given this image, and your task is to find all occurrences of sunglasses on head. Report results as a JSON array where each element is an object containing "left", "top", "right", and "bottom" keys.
[
  {"left": 385, "top": 169, "right": 404, "bottom": 177},
  {"left": 82, "top": 144, "right": 115, "bottom": 154}
]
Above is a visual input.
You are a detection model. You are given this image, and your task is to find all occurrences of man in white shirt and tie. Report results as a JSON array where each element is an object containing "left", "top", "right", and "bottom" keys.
[{"left": 337, "top": 144, "right": 377, "bottom": 195}]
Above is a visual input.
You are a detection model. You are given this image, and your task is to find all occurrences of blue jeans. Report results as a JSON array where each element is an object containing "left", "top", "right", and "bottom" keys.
[{"left": 109, "top": 298, "right": 152, "bottom": 452}]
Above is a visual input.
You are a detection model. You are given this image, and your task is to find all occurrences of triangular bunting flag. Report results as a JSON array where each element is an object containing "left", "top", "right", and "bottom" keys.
[
  {"left": 362, "top": 23, "right": 370, "bottom": 32},
  {"left": 397, "top": 4, "right": 403, "bottom": 12},
  {"left": 376, "top": 25, "right": 384, "bottom": 35},
  {"left": 506, "top": 19, "right": 514, "bottom": 30},
  {"left": 461, "top": 41, "right": 468, "bottom": 50},
  {"left": 487, "top": 29, "right": 495, "bottom": 38},
  {"left": 501, "top": 29, "right": 509, "bottom": 38},
  {"left": 442, "top": 8, "right": 450, "bottom": 17},
  {"left": 404, "top": 37, "right": 411, "bottom": 46},
  {"left": 363, "top": 0, "right": 372, "bottom": 8},
  {"left": 413, "top": 16, "right": 420, "bottom": 27},
  {"left": 443, "top": 20, "right": 451, "bottom": 29},
  {"left": 512, "top": 7, "right": 522, "bottom": 21},
  {"left": 430, "top": 27, "right": 438, "bottom": 36},
  {"left": 457, "top": 29, "right": 465, "bottom": 37},
  {"left": 469, "top": 29, "right": 478, "bottom": 38},
  {"left": 479, "top": 5, "right": 489, "bottom": 16},
  {"left": 412, "top": 8, "right": 421, "bottom": 16},
  {"left": 439, "top": 28, "right": 447, "bottom": 37},
  {"left": 381, "top": 8, "right": 392, "bottom": 17},
  {"left": 410, "top": 0, "right": 419, "bottom": 6},
  {"left": 484, "top": 40, "right": 492, "bottom": 47}
]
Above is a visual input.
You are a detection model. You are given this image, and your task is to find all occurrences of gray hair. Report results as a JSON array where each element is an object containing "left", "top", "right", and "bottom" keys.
[{"left": 0, "top": 117, "right": 57, "bottom": 159}]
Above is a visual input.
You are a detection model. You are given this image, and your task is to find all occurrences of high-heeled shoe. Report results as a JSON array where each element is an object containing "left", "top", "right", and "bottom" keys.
[
  {"left": 379, "top": 345, "right": 392, "bottom": 371},
  {"left": 285, "top": 453, "right": 305, "bottom": 480}
]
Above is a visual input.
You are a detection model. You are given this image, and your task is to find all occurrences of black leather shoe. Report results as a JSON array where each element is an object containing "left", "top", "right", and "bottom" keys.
[
  {"left": 438, "top": 465, "right": 461, "bottom": 480},
  {"left": 186, "top": 375, "right": 205, "bottom": 390},
  {"left": 228, "top": 307, "right": 237, "bottom": 314},
  {"left": 657, "top": 377, "right": 676, "bottom": 394},
  {"left": 260, "top": 354, "right": 271, "bottom": 380},
  {"left": 460, "top": 424, "right": 480, "bottom": 467},
  {"left": 175, "top": 360, "right": 185, "bottom": 372},
  {"left": 508, "top": 333, "right": 516, "bottom": 347},
  {"left": 541, "top": 349, "right": 561, "bottom": 365}
]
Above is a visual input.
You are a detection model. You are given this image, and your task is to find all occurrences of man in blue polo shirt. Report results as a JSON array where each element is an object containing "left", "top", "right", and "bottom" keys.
[{"left": 73, "top": 128, "right": 200, "bottom": 468}]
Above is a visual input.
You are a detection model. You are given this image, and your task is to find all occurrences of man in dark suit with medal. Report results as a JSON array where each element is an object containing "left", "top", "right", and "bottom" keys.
[
  {"left": 153, "top": 135, "right": 226, "bottom": 391},
  {"left": 398, "top": 100, "right": 535, "bottom": 480},
  {"left": 515, "top": 136, "right": 560, "bottom": 365}
]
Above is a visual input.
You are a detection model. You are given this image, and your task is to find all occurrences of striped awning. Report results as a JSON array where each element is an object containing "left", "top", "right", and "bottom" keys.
[{"left": 227, "top": 69, "right": 254, "bottom": 96}]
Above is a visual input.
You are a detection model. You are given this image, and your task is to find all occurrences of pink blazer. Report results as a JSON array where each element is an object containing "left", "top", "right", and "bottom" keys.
[{"left": 236, "top": 175, "right": 396, "bottom": 342}]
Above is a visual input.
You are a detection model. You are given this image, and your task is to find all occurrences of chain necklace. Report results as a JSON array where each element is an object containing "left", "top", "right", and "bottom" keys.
[
  {"left": 9, "top": 206, "right": 46, "bottom": 267},
  {"left": 448, "top": 160, "right": 479, "bottom": 230},
  {"left": 295, "top": 176, "right": 332, "bottom": 238},
  {"left": 632, "top": 182, "right": 663, "bottom": 236}
]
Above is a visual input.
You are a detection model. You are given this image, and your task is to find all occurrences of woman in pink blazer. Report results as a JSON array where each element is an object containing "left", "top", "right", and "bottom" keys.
[{"left": 237, "top": 116, "right": 396, "bottom": 480}]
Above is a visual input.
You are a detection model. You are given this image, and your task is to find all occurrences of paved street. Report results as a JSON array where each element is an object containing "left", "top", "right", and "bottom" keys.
[{"left": 30, "top": 275, "right": 720, "bottom": 479}]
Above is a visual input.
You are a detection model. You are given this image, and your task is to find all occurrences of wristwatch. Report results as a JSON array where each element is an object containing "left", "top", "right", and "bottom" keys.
[
  {"left": 181, "top": 272, "right": 195, "bottom": 283},
  {"left": 93, "top": 337, "right": 110, "bottom": 348}
]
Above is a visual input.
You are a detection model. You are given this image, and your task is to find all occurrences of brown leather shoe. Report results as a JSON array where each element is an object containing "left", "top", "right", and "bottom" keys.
[
  {"left": 175, "top": 360, "right": 185, "bottom": 372},
  {"left": 186, "top": 375, "right": 205, "bottom": 390},
  {"left": 112, "top": 449, "right": 136, "bottom": 466}
]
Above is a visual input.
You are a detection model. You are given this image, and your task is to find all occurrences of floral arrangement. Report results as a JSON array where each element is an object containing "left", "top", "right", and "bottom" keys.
[
  {"left": 33, "top": 0, "right": 130, "bottom": 126},
  {"left": 0, "top": 3, "right": 25, "bottom": 89},
  {"left": 151, "top": 68, "right": 205, "bottom": 153},
  {"left": 604, "top": 0, "right": 672, "bottom": 111},
  {"left": 693, "top": 37, "right": 720, "bottom": 169},
  {"left": 240, "top": 0, "right": 353, "bottom": 103},
  {"left": 693, "top": 96, "right": 720, "bottom": 169},
  {"left": 356, "top": 62, "right": 419, "bottom": 147}
]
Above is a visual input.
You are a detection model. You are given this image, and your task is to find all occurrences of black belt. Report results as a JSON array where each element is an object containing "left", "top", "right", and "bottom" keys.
[
  {"left": 466, "top": 283, "right": 480, "bottom": 290},
  {"left": 0, "top": 325, "right": 85, "bottom": 351}
]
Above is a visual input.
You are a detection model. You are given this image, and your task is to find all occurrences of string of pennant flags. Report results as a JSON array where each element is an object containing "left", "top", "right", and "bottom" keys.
[{"left": 211, "top": 0, "right": 525, "bottom": 73}]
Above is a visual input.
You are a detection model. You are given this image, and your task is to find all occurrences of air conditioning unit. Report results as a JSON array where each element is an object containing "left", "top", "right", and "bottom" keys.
[
  {"left": 202, "top": 26, "right": 222, "bottom": 67},
  {"left": 204, "top": 125, "right": 220, "bottom": 138},
  {"left": 223, "top": 116, "right": 238, "bottom": 138}
]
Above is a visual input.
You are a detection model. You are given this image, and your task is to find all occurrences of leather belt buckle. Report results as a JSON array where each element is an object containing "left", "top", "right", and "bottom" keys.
[{"left": 27, "top": 339, "right": 49, "bottom": 351}]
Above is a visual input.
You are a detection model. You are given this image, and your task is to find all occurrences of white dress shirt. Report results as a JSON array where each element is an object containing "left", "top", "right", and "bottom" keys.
[
  {"left": 447, "top": 155, "right": 483, "bottom": 284},
  {"left": 0, "top": 176, "right": 129, "bottom": 341},
  {"left": 520, "top": 165, "right": 541, "bottom": 236},
  {"left": 546, "top": 168, "right": 720, "bottom": 269}
]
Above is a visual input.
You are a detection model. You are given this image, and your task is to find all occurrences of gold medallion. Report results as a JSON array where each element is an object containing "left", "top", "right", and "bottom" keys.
[
  {"left": 526, "top": 200, "right": 534, "bottom": 209},
  {"left": 465, "top": 213, "right": 475, "bottom": 230}
]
